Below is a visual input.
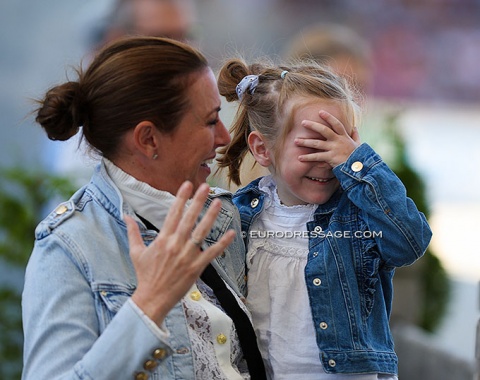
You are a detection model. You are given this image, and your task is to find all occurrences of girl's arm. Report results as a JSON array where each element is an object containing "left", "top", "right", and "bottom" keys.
[
  {"left": 295, "top": 111, "right": 432, "bottom": 266},
  {"left": 333, "top": 142, "right": 432, "bottom": 266}
]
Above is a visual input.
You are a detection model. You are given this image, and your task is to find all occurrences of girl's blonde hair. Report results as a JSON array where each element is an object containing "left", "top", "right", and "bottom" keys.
[{"left": 216, "top": 57, "right": 360, "bottom": 186}]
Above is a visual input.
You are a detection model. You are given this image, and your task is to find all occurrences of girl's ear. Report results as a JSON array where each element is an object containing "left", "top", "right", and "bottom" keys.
[{"left": 248, "top": 131, "right": 273, "bottom": 167}]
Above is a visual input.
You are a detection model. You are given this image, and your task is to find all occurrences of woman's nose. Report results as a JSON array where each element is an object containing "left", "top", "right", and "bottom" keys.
[{"left": 215, "top": 119, "right": 231, "bottom": 147}]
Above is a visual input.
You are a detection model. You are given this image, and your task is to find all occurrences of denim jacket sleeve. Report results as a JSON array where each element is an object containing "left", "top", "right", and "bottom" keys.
[
  {"left": 333, "top": 143, "right": 432, "bottom": 267},
  {"left": 22, "top": 233, "right": 174, "bottom": 380}
]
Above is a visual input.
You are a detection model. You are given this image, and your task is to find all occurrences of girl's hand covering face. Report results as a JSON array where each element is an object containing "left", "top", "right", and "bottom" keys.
[
  {"left": 295, "top": 110, "right": 361, "bottom": 168},
  {"left": 126, "top": 181, "right": 235, "bottom": 325}
]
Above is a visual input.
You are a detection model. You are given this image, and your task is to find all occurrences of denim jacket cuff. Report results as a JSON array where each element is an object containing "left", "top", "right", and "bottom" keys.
[
  {"left": 333, "top": 143, "right": 383, "bottom": 190},
  {"left": 128, "top": 298, "right": 171, "bottom": 340}
]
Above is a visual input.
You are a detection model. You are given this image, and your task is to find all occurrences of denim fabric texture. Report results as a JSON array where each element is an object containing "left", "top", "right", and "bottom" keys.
[
  {"left": 22, "top": 161, "right": 246, "bottom": 380},
  {"left": 233, "top": 143, "right": 432, "bottom": 376}
]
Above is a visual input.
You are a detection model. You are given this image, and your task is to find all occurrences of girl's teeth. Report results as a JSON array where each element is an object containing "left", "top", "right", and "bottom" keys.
[{"left": 308, "top": 177, "right": 329, "bottom": 182}]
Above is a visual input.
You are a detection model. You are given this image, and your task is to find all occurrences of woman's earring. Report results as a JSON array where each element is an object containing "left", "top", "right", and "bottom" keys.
[{"left": 152, "top": 153, "right": 158, "bottom": 160}]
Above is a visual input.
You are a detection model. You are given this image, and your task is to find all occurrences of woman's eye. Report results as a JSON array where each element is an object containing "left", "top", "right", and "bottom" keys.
[{"left": 208, "top": 118, "right": 219, "bottom": 126}]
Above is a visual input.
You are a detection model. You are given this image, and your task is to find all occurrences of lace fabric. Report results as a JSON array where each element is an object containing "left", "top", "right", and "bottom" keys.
[{"left": 184, "top": 278, "right": 250, "bottom": 380}]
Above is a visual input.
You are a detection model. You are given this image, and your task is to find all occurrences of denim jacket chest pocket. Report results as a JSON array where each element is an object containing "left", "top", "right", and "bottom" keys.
[{"left": 92, "top": 282, "right": 136, "bottom": 331}]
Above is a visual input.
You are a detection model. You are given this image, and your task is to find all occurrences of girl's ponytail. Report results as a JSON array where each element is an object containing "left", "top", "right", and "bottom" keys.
[
  {"left": 217, "top": 59, "right": 253, "bottom": 185},
  {"left": 217, "top": 106, "right": 251, "bottom": 185}
]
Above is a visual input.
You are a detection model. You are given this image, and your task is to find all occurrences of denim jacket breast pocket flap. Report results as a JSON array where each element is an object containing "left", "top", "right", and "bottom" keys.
[{"left": 92, "top": 282, "right": 136, "bottom": 328}]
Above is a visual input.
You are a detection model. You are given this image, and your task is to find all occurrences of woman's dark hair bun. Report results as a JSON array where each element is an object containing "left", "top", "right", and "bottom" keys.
[{"left": 35, "top": 81, "right": 85, "bottom": 141}]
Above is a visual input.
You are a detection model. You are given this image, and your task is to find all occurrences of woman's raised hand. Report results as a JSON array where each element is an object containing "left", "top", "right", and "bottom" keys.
[{"left": 126, "top": 181, "right": 235, "bottom": 325}]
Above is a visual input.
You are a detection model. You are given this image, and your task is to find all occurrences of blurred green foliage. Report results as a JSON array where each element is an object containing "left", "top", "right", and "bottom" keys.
[
  {"left": 382, "top": 111, "right": 450, "bottom": 333},
  {"left": 0, "top": 166, "right": 75, "bottom": 379}
]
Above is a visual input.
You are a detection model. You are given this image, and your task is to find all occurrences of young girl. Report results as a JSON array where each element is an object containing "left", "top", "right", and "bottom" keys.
[{"left": 216, "top": 59, "right": 432, "bottom": 379}]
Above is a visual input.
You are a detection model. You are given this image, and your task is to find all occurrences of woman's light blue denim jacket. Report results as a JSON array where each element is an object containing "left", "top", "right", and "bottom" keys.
[
  {"left": 22, "top": 161, "right": 247, "bottom": 380},
  {"left": 232, "top": 143, "right": 432, "bottom": 376}
]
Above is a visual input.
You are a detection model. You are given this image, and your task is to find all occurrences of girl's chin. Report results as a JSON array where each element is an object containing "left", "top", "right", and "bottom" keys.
[{"left": 303, "top": 188, "right": 338, "bottom": 205}]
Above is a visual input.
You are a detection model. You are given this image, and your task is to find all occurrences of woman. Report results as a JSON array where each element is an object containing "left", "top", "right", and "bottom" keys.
[{"left": 22, "top": 37, "right": 265, "bottom": 380}]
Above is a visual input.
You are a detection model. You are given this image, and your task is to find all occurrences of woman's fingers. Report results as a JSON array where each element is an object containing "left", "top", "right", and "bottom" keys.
[
  {"left": 127, "top": 184, "right": 236, "bottom": 325},
  {"left": 125, "top": 215, "right": 145, "bottom": 256},
  {"left": 175, "top": 183, "right": 211, "bottom": 244},
  {"left": 161, "top": 181, "right": 193, "bottom": 236},
  {"left": 188, "top": 198, "right": 222, "bottom": 249}
]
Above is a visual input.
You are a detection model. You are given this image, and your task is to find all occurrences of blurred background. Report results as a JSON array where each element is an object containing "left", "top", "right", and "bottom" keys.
[{"left": 0, "top": 0, "right": 479, "bottom": 378}]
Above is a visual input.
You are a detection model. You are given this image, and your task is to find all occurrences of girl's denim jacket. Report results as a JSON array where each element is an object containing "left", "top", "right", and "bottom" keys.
[
  {"left": 233, "top": 143, "right": 432, "bottom": 376},
  {"left": 22, "top": 162, "right": 246, "bottom": 380}
]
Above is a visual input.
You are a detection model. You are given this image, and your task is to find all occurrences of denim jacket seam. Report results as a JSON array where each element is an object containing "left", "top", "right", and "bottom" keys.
[
  {"left": 73, "top": 363, "right": 94, "bottom": 380},
  {"left": 360, "top": 176, "right": 424, "bottom": 261}
]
